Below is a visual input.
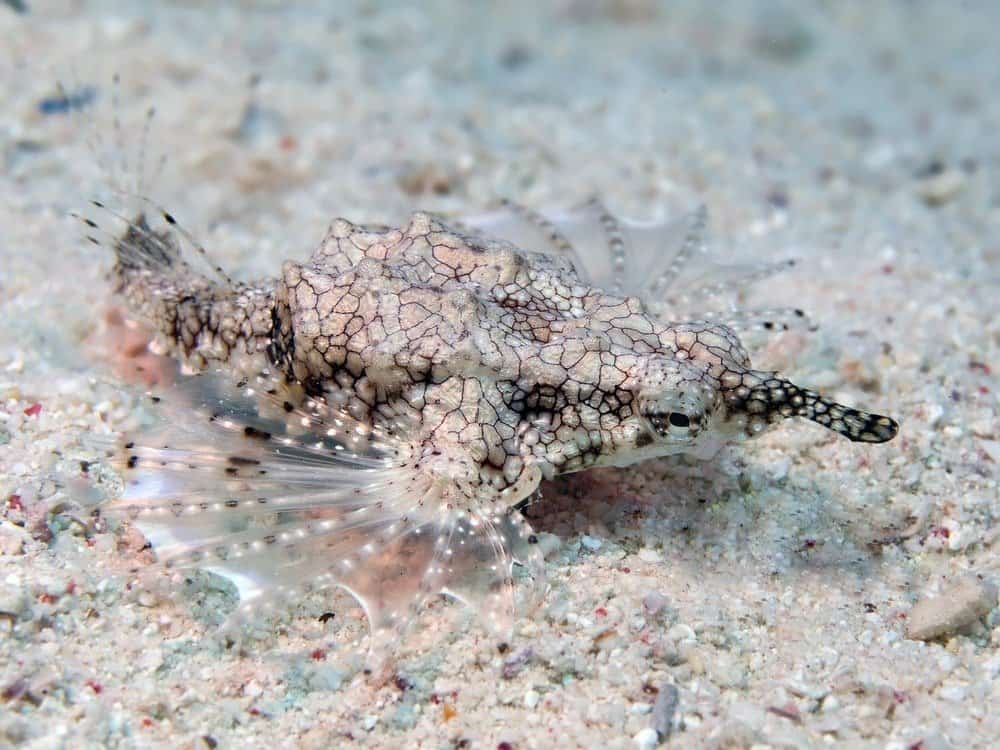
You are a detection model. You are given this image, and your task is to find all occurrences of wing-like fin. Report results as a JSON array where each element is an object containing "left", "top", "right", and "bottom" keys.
[
  {"left": 461, "top": 199, "right": 689, "bottom": 293},
  {"left": 627, "top": 204, "right": 708, "bottom": 300},
  {"left": 417, "top": 510, "right": 547, "bottom": 639},
  {"left": 462, "top": 202, "right": 796, "bottom": 319},
  {"left": 104, "top": 369, "right": 544, "bottom": 659}
]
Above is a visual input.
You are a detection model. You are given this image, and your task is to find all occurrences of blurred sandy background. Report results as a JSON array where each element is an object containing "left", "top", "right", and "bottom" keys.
[{"left": 1, "top": 1, "right": 998, "bottom": 748}]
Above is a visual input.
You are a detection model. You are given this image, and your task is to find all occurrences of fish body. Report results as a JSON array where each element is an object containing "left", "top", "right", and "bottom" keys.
[{"left": 88, "top": 195, "right": 898, "bottom": 655}]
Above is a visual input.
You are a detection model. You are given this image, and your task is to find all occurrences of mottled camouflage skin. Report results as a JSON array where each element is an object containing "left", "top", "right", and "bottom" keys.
[{"left": 110, "top": 208, "right": 898, "bottom": 516}]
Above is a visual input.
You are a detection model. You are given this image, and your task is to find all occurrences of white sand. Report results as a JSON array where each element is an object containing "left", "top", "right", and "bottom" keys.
[{"left": 1, "top": 1, "right": 997, "bottom": 748}]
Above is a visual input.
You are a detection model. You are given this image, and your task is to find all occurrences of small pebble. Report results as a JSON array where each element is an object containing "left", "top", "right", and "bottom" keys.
[
  {"left": 710, "top": 653, "right": 747, "bottom": 688},
  {"left": 727, "top": 702, "right": 767, "bottom": 732},
  {"left": 580, "top": 535, "right": 603, "bottom": 552},
  {"left": 667, "top": 623, "right": 695, "bottom": 642},
  {"left": 637, "top": 548, "right": 661, "bottom": 563},
  {"left": 243, "top": 681, "right": 263, "bottom": 698},
  {"left": 632, "top": 727, "right": 659, "bottom": 749},
  {"left": 651, "top": 683, "right": 679, "bottom": 740},
  {"left": 820, "top": 695, "right": 840, "bottom": 713},
  {"left": 361, "top": 715, "right": 378, "bottom": 731},
  {"left": 981, "top": 653, "right": 1000, "bottom": 678},
  {"left": 501, "top": 647, "right": 534, "bottom": 679},
  {"left": 906, "top": 575, "right": 998, "bottom": 641},
  {"left": 938, "top": 683, "right": 967, "bottom": 702},
  {"left": 0, "top": 582, "right": 29, "bottom": 618},
  {"left": 137, "top": 590, "right": 158, "bottom": 608},
  {"left": 937, "top": 652, "right": 960, "bottom": 673},
  {"left": 0, "top": 522, "right": 29, "bottom": 556},
  {"left": 305, "top": 665, "right": 345, "bottom": 692},
  {"left": 917, "top": 169, "right": 965, "bottom": 206},
  {"left": 682, "top": 713, "right": 702, "bottom": 729},
  {"left": 642, "top": 592, "right": 668, "bottom": 616},
  {"left": 524, "top": 689, "right": 540, "bottom": 709},
  {"left": 980, "top": 440, "right": 1000, "bottom": 463}
]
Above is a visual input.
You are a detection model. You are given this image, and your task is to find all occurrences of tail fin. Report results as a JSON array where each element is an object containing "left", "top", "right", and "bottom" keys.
[
  {"left": 77, "top": 194, "right": 236, "bottom": 320},
  {"left": 103, "top": 368, "right": 545, "bottom": 660},
  {"left": 84, "top": 195, "right": 236, "bottom": 287},
  {"left": 78, "top": 197, "right": 262, "bottom": 370},
  {"left": 67, "top": 75, "right": 263, "bottom": 369}
]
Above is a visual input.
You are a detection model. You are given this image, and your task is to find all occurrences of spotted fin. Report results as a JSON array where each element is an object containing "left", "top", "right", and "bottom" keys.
[
  {"left": 731, "top": 370, "right": 899, "bottom": 444},
  {"left": 104, "top": 369, "right": 545, "bottom": 658}
]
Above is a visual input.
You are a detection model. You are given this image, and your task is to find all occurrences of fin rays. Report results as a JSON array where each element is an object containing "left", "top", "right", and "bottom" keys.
[
  {"left": 104, "top": 369, "right": 545, "bottom": 657},
  {"left": 460, "top": 201, "right": 797, "bottom": 324}
]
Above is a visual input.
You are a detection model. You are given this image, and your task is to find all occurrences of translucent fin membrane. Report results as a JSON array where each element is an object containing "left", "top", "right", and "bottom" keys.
[
  {"left": 460, "top": 199, "right": 701, "bottom": 297},
  {"left": 105, "top": 369, "right": 545, "bottom": 658},
  {"left": 461, "top": 201, "right": 800, "bottom": 329}
]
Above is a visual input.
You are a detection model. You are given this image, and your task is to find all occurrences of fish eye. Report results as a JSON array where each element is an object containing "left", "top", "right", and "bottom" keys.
[
  {"left": 668, "top": 412, "right": 690, "bottom": 428},
  {"left": 646, "top": 410, "right": 700, "bottom": 437}
]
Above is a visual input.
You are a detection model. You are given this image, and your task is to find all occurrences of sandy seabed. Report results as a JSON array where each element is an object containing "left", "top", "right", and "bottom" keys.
[{"left": 1, "top": 2, "right": 998, "bottom": 748}]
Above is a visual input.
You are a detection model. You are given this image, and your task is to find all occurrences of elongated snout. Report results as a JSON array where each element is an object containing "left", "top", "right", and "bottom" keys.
[{"left": 721, "top": 370, "right": 898, "bottom": 443}]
